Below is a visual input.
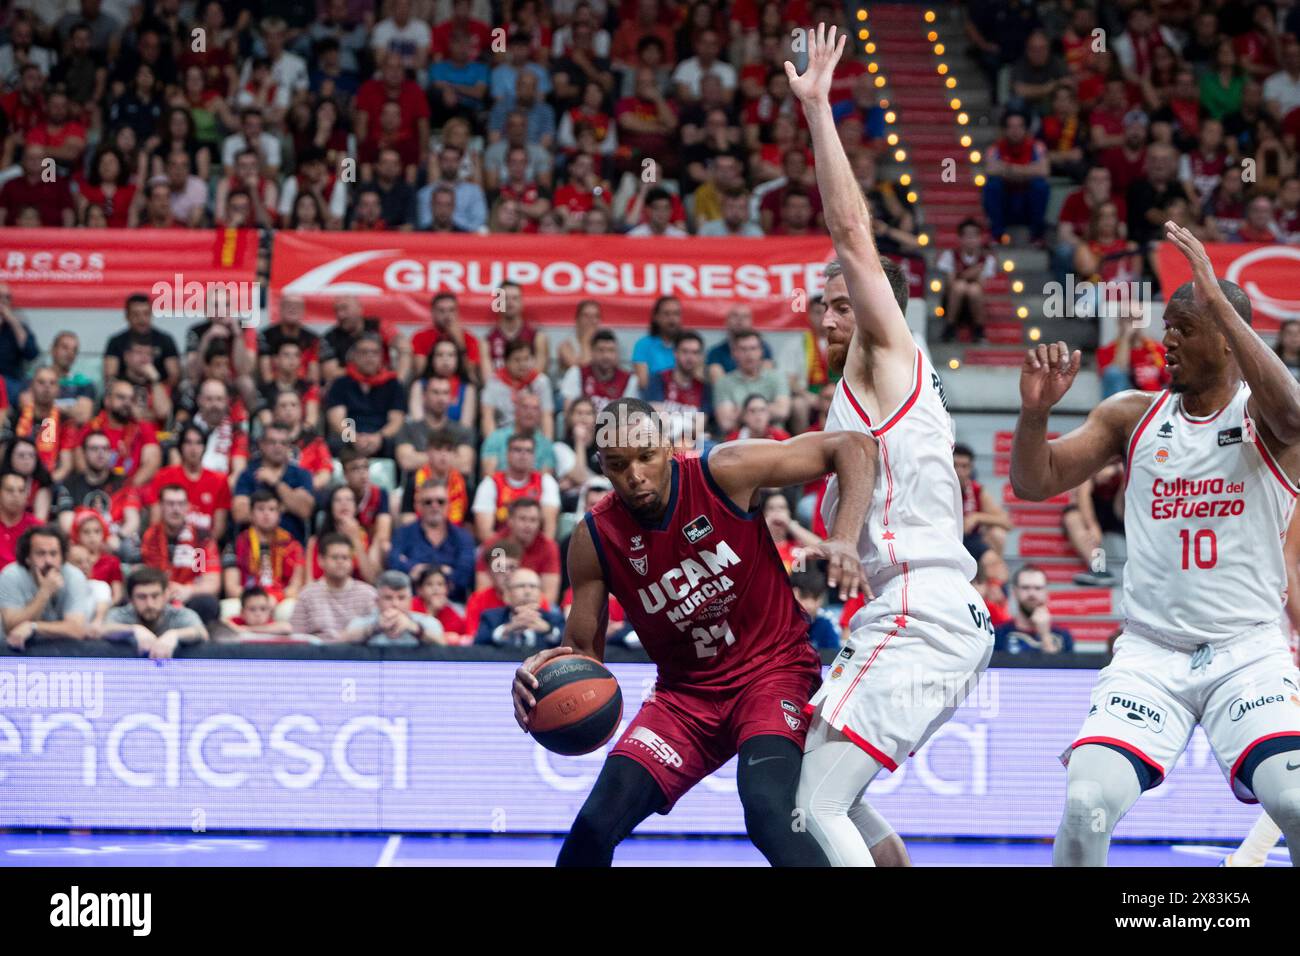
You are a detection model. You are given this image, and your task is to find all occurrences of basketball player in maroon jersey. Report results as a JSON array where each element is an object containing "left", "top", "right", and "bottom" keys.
[{"left": 511, "top": 397, "right": 877, "bottom": 866}]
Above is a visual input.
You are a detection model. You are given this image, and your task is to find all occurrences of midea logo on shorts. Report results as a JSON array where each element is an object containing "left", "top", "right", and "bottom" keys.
[
  {"left": 1229, "top": 694, "right": 1286, "bottom": 722},
  {"left": 1106, "top": 694, "right": 1166, "bottom": 733}
]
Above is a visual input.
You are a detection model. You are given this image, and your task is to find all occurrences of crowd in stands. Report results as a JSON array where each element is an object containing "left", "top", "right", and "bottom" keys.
[
  {"left": 0, "top": 0, "right": 922, "bottom": 247},
  {"left": 967, "top": 0, "right": 1300, "bottom": 267}
]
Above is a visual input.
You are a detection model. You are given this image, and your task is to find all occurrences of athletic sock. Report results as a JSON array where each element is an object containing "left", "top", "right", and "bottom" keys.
[{"left": 1231, "top": 813, "right": 1282, "bottom": 867}]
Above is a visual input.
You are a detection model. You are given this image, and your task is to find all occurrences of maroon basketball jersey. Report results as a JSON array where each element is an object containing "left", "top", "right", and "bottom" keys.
[{"left": 586, "top": 451, "right": 819, "bottom": 693}]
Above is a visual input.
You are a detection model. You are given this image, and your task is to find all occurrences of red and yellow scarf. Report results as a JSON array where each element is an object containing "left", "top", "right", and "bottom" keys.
[{"left": 16, "top": 403, "right": 60, "bottom": 470}]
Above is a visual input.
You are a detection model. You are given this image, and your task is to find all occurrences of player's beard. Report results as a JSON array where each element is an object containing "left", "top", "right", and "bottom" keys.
[{"left": 827, "top": 340, "right": 849, "bottom": 376}]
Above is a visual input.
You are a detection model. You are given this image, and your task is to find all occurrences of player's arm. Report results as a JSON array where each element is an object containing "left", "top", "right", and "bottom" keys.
[
  {"left": 1166, "top": 221, "right": 1300, "bottom": 446},
  {"left": 788, "top": 25, "right": 913, "bottom": 355},
  {"left": 510, "top": 519, "right": 608, "bottom": 730},
  {"left": 1284, "top": 504, "right": 1300, "bottom": 642},
  {"left": 1010, "top": 341, "right": 1147, "bottom": 501},
  {"left": 707, "top": 430, "right": 877, "bottom": 598}
]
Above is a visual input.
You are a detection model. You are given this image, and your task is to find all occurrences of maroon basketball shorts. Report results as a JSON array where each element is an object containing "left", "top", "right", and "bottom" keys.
[{"left": 610, "top": 659, "right": 822, "bottom": 811}]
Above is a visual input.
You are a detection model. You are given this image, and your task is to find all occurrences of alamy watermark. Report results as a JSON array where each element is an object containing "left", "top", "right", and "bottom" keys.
[
  {"left": 151, "top": 274, "right": 263, "bottom": 329},
  {"left": 0, "top": 663, "right": 104, "bottom": 718},
  {"left": 1043, "top": 276, "right": 1153, "bottom": 323}
]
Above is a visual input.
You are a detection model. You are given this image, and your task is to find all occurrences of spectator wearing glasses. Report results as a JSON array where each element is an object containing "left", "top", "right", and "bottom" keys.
[
  {"left": 475, "top": 567, "right": 565, "bottom": 648},
  {"left": 388, "top": 479, "right": 477, "bottom": 602}
]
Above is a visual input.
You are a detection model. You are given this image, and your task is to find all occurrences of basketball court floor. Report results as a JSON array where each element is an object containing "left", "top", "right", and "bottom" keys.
[{"left": 0, "top": 831, "right": 1287, "bottom": 866}]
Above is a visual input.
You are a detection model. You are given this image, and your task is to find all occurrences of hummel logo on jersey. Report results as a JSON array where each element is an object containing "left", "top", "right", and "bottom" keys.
[
  {"left": 631, "top": 535, "right": 644, "bottom": 551},
  {"left": 1157, "top": 421, "right": 1174, "bottom": 438},
  {"left": 630, "top": 555, "right": 648, "bottom": 575},
  {"left": 683, "top": 514, "right": 714, "bottom": 544},
  {"left": 1217, "top": 427, "right": 1243, "bottom": 447},
  {"left": 781, "top": 700, "right": 801, "bottom": 715}
]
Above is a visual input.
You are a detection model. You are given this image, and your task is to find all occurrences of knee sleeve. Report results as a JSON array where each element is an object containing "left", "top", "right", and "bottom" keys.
[
  {"left": 1054, "top": 744, "right": 1141, "bottom": 867},
  {"left": 1249, "top": 751, "right": 1300, "bottom": 855},
  {"left": 738, "top": 735, "right": 829, "bottom": 867},
  {"left": 796, "top": 732, "right": 883, "bottom": 867},
  {"left": 848, "top": 800, "right": 896, "bottom": 848}
]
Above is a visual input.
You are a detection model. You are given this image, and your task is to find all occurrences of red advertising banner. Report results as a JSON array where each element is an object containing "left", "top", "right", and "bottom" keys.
[
  {"left": 0, "top": 228, "right": 260, "bottom": 309},
  {"left": 269, "top": 231, "right": 927, "bottom": 330},
  {"left": 1155, "top": 241, "right": 1300, "bottom": 334}
]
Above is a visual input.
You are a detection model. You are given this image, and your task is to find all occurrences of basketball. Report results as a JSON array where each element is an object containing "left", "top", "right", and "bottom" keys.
[{"left": 529, "top": 656, "right": 623, "bottom": 756}]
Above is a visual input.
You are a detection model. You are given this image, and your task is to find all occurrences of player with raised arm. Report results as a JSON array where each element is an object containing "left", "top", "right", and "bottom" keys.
[
  {"left": 511, "top": 397, "right": 877, "bottom": 867},
  {"left": 785, "top": 25, "right": 996, "bottom": 867},
  {"left": 1012, "top": 221, "right": 1300, "bottom": 866}
]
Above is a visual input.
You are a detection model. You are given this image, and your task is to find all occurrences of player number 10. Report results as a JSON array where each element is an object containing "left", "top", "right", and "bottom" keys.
[
  {"left": 692, "top": 622, "right": 736, "bottom": 658},
  {"left": 1179, "top": 528, "right": 1218, "bottom": 569}
]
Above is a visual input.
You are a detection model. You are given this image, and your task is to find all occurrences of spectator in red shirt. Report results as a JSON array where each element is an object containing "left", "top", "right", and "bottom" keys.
[
  {"left": 411, "top": 292, "right": 484, "bottom": 385},
  {"left": 139, "top": 483, "right": 223, "bottom": 624},
  {"left": 431, "top": 0, "right": 492, "bottom": 61},
  {"left": 0, "top": 472, "right": 41, "bottom": 568},
  {"left": 354, "top": 52, "right": 430, "bottom": 153},
  {"left": 71, "top": 509, "right": 123, "bottom": 606},
  {"left": 1040, "top": 86, "right": 1088, "bottom": 181},
  {"left": 147, "top": 423, "right": 232, "bottom": 543},
  {"left": 551, "top": 151, "right": 612, "bottom": 227},
  {"left": 74, "top": 146, "right": 136, "bottom": 228},
  {"left": 1232, "top": 194, "right": 1284, "bottom": 242},
  {"left": 1234, "top": 2, "right": 1283, "bottom": 82},
  {"left": 0, "top": 144, "right": 75, "bottom": 227},
  {"left": 610, "top": 0, "right": 677, "bottom": 68},
  {"left": 413, "top": 566, "right": 469, "bottom": 644},
  {"left": 348, "top": 186, "right": 388, "bottom": 230},
  {"left": 1098, "top": 109, "right": 1149, "bottom": 198},
  {"left": 133, "top": 180, "right": 180, "bottom": 228},
  {"left": 496, "top": 146, "right": 553, "bottom": 233},
  {"left": 0, "top": 63, "right": 46, "bottom": 138},
  {"left": 307, "top": 483, "right": 381, "bottom": 583},
  {"left": 26, "top": 89, "right": 87, "bottom": 173},
  {"left": 475, "top": 497, "right": 561, "bottom": 604},
  {"left": 227, "top": 490, "right": 306, "bottom": 605},
  {"left": 1074, "top": 201, "right": 1140, "bottom": 286},
  {"left": 258, "top": 339, "right": 322, "bottom": 432},
  {"left": 463, "top": 535, "right": 523, "bottom": 636},
  {"left": 1098, "top": 303, "right": 1170, "bottom": 398},
  {"left": 76, "top": 378, "right": 162, "bottom": 488},
  {"left": 615, "top": 67, "right": 680, "bottom": 177},
  {"left": 982, "top": 110, "right": 1050, "bottom": 243},
  {"left": 272, "top": 391, "right": 333, "bottom": 492},
  {"left": 725, "top": 394, "right": 791, "bottom": 443}
]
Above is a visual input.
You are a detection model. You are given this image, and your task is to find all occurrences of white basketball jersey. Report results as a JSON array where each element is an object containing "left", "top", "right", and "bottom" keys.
[
  {"left": 820, "top": 347, "right": 977, "bottom": 590},
  {"left": 1124, "top": 383, "right": 1299, "bottom": 645}
]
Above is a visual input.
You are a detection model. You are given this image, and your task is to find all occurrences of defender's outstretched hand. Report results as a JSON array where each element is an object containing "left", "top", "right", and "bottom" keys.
[
  {"left": 1165, "top": 219, "right": 1215, "bottom": 308},
  {"left": 1020, "top": 341, "right": 1081, "bottom": 414},
  {"left": 785, "top": 22, "right": 846, "bottom": 104}
]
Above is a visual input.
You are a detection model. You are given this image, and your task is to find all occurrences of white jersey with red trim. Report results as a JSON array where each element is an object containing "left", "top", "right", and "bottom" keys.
[
  {"left": 1123, "top": 383, "right": 1299, "bottom": 646},
  {"left": 820, "top": 346, "right": 976, "bottom": 590}
]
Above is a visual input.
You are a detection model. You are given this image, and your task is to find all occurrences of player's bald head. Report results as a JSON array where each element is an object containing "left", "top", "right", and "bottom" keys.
[
  {"left": 595, "top": 397, "right": 666, "bottom": 455},
  {"left": 1166, "top": 279, "right": 1252, "bottom": 326}
]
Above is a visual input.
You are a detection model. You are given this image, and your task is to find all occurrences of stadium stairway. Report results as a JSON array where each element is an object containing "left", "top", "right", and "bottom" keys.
[
  {"left": 865, "top": 5, "right": 1099, "bottom": 373},
  {"left": 952, "top": 412, "right": 1124, "bottom": 654}
]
